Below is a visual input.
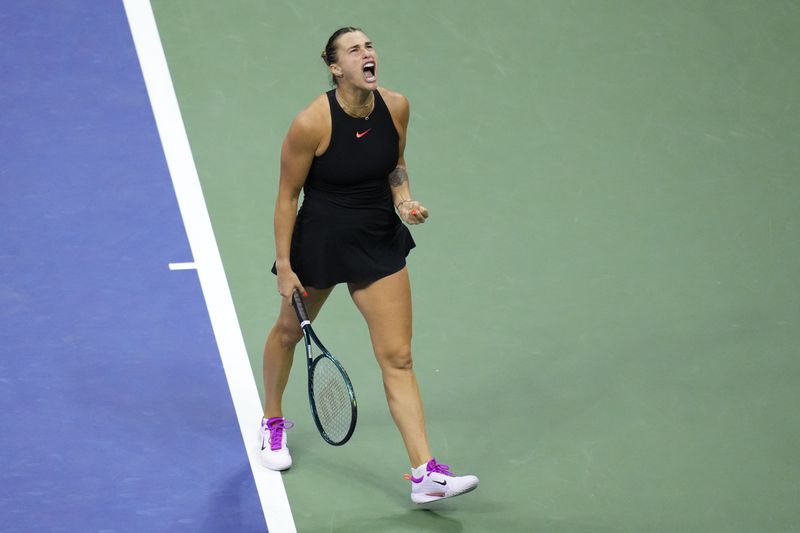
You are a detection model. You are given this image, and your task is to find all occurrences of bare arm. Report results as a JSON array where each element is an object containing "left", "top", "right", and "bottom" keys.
[
  {"left": 383, "top": 90, "right": 429, "bottom": 225},
  {"left": 274, "top": 103, "right": 325, "bottom": 296}
]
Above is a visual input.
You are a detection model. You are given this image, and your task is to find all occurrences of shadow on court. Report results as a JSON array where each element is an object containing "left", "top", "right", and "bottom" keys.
[{"left": 201, "top": 463, "right": 268, "bottom": 532}]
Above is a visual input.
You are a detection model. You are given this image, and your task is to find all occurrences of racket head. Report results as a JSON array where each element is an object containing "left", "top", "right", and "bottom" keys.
[{"left": 308, "top": 352, "right": 357, "bottom": 446}]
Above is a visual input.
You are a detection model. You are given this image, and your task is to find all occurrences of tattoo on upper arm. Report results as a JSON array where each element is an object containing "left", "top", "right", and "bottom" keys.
[{"left": 388, "top": 167, "right": 408, "bottom": 187}]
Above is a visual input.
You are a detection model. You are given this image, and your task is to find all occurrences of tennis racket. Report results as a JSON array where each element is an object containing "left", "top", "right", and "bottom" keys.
[{"left": 291, "top": 289, "right": 357, "bottom": 446}]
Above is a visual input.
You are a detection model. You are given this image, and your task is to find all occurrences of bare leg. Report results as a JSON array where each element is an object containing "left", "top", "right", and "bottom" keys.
[
  {"left": 348, "top": 267, "right": 432, "bottom": 467},
  {"left": 262, "top": 286, "right": 333, "bottom": 418}
]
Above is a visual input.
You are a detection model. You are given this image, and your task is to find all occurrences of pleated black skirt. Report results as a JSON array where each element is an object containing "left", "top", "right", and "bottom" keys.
[{"left": 271, "top": 194, "right": 415, "bottom": 289}]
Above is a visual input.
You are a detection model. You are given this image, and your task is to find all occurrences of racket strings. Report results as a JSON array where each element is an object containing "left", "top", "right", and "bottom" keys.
[{"left": 311, "top": 356, "right": 353, "bottom": 443}]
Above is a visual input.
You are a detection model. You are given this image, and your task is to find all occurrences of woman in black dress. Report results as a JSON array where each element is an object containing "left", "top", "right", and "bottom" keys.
[{"left": 258, "top": 27, "right": 478, "bottom": 504}]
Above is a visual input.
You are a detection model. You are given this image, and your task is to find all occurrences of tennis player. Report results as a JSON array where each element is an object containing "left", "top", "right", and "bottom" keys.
[{"left": 258, "top": 27, "right": 478, "bottom": 503}]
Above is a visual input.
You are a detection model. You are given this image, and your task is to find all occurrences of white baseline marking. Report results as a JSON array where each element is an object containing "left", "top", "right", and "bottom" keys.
[
  {"left": 168, "top": 262, "right": 197, "bottom": 271},
  {"left": 123, "top": 2, "right": 296, "bottom": 532}
]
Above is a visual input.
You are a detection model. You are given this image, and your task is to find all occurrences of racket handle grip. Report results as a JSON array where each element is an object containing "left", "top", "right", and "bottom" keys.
[{"left": 291, "top": 289, "right": 310, "bottom": 325}]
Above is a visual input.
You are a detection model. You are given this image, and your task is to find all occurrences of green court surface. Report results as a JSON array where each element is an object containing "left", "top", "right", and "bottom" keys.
[{"left": 152, "top": 1, "right": 799, "bottom": 531}]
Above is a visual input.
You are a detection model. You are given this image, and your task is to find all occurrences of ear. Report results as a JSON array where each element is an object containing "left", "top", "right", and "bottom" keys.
[{"left": 330, "top": 64, "right": 343, "bottom": 78}]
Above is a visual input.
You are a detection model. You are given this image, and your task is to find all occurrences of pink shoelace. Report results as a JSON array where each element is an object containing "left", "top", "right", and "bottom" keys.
[
  {"left": 263, "top": 417, "right": 294, "bottom": 451},
  {"left": 404, "top": 458, "right": 453, "bottom": 483},
  {"left": 425, "top": 459, "right": 453, "bottom": 476}
]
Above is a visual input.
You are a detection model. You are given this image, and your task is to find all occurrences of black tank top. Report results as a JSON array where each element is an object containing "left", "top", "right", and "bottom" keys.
[
  {"left": 270, "top": 88, "right": 414, "bottom": 288},
  {"left": 303, "top": 89, "right": 399, "bottom": 208}
]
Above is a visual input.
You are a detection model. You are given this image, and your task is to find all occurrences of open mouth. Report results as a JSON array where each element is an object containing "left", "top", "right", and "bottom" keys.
[{"left": 362, "top": 62, "right": 376, "bottom": 83}]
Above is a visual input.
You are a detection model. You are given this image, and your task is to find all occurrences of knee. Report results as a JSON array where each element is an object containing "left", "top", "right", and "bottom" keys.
[
  {"left": 377, "top": 344, "right": 413, "bottom": 372},
  {"left": 271, "top": 320, "right": 303, "bottom": 351}
]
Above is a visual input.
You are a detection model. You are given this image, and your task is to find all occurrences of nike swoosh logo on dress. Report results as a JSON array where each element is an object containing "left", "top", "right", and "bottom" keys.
[{"left": 356, "top": 129, "right": 371, "bottom": 138}]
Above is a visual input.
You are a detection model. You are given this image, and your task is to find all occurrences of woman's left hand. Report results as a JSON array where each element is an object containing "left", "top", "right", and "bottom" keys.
[{"left": 397, "top": 200, "right": 429, "bottom": 225}]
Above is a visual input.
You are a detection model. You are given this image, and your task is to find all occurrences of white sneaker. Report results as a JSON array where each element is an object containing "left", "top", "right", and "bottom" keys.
[
  {"left": 405, "top": 458, "right": 479, "bottom": 504},
  {"left": 258, "top": 417, "right": 293, "bottom": 471}
]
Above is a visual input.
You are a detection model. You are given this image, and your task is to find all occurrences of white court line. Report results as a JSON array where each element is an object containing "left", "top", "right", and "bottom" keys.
[
  {"left": 123, "top": 2, "right": 296, "bottom": 532},
  {"left": 168, "top": 262, "right": 197, "bottom": 271}
]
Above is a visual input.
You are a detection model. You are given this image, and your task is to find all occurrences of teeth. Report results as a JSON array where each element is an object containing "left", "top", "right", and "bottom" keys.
[{"left": 364, "top": 62, "right": 375, "bottom": 68}]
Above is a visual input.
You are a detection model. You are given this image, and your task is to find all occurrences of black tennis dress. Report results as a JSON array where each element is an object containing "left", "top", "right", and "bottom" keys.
[{"left": 271, "top": 89, "right": 415, "bottom": 289}]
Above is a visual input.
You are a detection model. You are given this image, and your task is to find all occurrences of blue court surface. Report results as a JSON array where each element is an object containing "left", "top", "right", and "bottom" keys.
[{"left": 1, "top": 2, "right": 266, "bottom": 531}]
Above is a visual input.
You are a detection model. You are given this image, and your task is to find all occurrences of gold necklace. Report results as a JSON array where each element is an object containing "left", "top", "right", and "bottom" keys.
[{"left": 336, "top": 90, "right": 374, "bottom": 119}]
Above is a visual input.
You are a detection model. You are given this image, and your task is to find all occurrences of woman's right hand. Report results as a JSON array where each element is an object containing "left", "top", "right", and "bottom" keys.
[{"left": 276, "top": 268, "right": 307, "bottom": 300}]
